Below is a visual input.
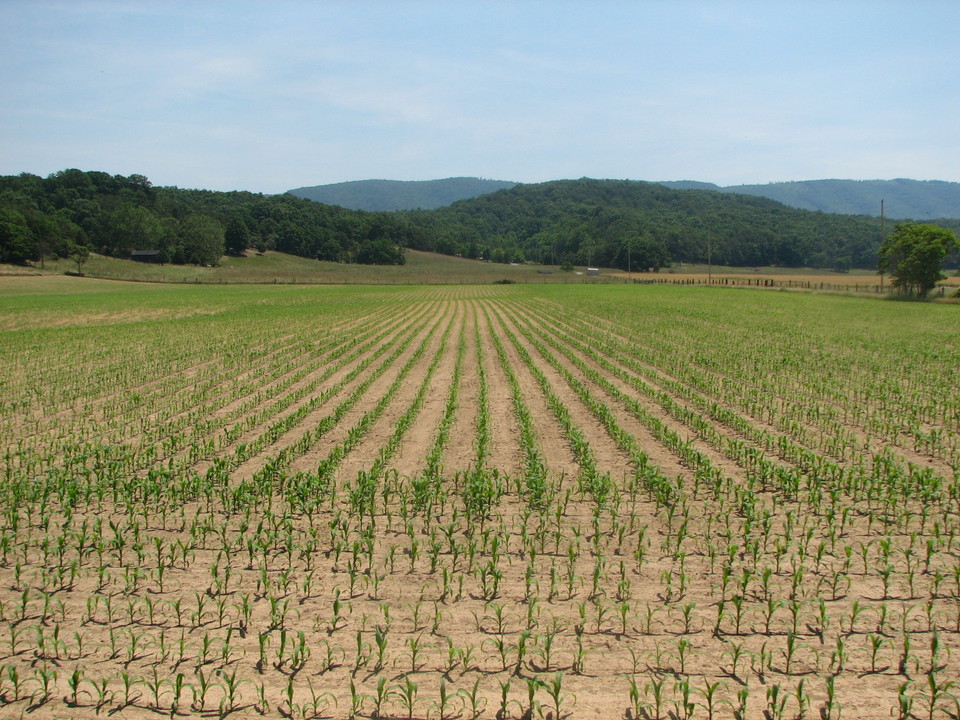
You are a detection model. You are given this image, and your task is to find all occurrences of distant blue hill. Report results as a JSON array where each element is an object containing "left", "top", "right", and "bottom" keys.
[
  {"left": 287, "top": 177, "right": 517, "bottom": 211},
  {"left": 657, "top": 179, "right": 960, "bottom": 220}
]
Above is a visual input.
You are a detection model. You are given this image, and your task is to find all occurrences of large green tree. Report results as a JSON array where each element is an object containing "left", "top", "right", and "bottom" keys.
[
  {"left": 178, "top": 215, "right": 225, "bottom": 266},
  {"left": 621, "top": 235, "right": 670, "bottom": 272},
  {"left": 878, "top": 222, "right": 958, "bottom": 298},
  {"left": 224, "top": 217, "right": 251, "bottom": 255},
  {"left": 0, "top": 208, "right": 36, "bottom": 263},
  {"left": 93, "top": 203, "right": 165, "bottom": 256}
]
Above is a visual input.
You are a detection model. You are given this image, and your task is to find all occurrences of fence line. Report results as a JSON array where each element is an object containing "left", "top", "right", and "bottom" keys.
[{"left": 625, "top": 275, "right": 892, "bottom": 294}]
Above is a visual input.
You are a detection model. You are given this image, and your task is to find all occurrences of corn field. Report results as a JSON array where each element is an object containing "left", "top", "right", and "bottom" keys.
[{"left": 1, "top": 280, "right": 958, "bottom": 719}]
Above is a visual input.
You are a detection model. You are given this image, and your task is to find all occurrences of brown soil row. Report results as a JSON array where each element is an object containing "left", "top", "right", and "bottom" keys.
[
  {"left": 342, "top": 302, "right": 465, "bottom": 481},
  {"left": 184, "top": 304, "right": 431, "bottom": 480},
  {"left": 472, "top": 302, "right": 525, "bottom": 477},
  {"left": 223, "top": 303, "right": 437, "bottom": 483},
  {"left": 439, "top": 300, "right": 482, "bottom": 476},
  {"left": 483, "top": 304, "right": 579, "bottom": 481},
  {"left": 494, "top": 302, "right": 635, "bottom": 481},
  {"left": 501, "top": 299, "right": 730, "bottom": 483},
  {"left": 285, "top": 302, "right": 452, "bottom": 481}
]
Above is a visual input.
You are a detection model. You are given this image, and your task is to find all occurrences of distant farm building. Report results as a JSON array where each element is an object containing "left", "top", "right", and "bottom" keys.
[
  {"left": 130, "top": 250, "right": 162, "bottom": 263},
  {"left": 586, "top": 267, "right": 599, "bottom": 276}
]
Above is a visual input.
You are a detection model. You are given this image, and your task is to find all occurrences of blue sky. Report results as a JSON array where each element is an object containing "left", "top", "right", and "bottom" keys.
[{"left": 2, "top": 0, "right": 958, "bottom": 193}]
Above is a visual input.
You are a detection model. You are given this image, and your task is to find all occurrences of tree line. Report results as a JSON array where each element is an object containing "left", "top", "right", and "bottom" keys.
[
  {"left": 3, "top": 171, "right": 955, "bottom": 274},
  {"left": 0, "top": 169, "right": 413, "bottom": 267}
]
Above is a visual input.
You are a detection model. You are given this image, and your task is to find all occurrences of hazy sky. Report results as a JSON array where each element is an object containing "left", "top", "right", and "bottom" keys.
[{"left": 2, "top": 1, "right": 958, "bottom": 193}]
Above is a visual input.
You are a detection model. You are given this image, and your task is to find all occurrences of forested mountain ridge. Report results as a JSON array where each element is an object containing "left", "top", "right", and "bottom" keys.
[
  {"left": 0, "top": 169, "right": 415, "bottom": 266},
  {"left": 403, "top": 179, "right": 888, "bottom": 270},
  {"left": 288, "top": 177, "right": 517, "bottom": 211},
  {"left": 290, "top": 176, "right": 960, "bottom": 219},
  {"left": 658, "top": 178, "right": 960, "bottom": 219}
]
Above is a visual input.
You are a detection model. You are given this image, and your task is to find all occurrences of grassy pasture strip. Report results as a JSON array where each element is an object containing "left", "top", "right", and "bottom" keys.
[
  {"left": 524, "top": 297, "right": 954, "bottom": 512},
  {"left": 481, "top": 302, "right": 551, "bottom": 510}
]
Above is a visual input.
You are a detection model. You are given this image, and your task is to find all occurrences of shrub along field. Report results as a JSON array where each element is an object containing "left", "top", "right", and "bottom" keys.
[{"left": 0, "top": 279, "right": 958, "bottom": 719}]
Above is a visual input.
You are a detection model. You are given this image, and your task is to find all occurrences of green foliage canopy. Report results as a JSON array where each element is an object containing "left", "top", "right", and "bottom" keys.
[
  {"left": 404, "top": 179, "right": 888, "bottom": 270},
  {"left": 878, "top": 222, "right": 958, "bottom": 298},
  {"left": 0, "top": 169, "right": 409, "bottom": 267}
]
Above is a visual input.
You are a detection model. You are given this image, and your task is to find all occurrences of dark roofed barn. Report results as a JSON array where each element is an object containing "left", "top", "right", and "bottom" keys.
[{"left": 130, "top": 250, "right": 162, "bottom": 263}]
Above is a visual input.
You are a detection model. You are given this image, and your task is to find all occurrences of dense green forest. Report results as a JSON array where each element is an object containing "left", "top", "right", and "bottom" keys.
[
  {"left": 289, "top": 177, "right": 517, "bottom": 211},
  {"left": 0, "top": 169, "right": 411, "bottom": 266},
  {"left": 403, "top": 179, "right": 890, "bottom": 270}
]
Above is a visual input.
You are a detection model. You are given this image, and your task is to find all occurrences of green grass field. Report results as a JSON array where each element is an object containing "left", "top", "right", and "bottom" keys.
[
  {"left": 11, "top": 249, "right": 941, "bottom": 294},
  {"left": 2, "top": 249, "right": 626, "bottom": 285}
]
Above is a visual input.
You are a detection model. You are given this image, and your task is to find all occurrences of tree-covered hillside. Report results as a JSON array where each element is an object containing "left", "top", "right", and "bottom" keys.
[
  {"left": 0, "top": 169, "right": 412, "bottom": 266},
  {"left": 288, "top": 177, "right": 516, "bottom": 211},
  {"left": 659, "top": 178, "right": 960, "bottom": 220},
  {"left": 405, "top": 179, "right": 887, "bottom": 270}
]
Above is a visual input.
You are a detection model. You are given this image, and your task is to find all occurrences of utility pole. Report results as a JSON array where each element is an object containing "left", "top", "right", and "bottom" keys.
[
  {"left": 707, "top": 236, "right": 712, "bottom": 285},
  {"left": 880, "top": 199, "right": 885, "bottom": 291}
]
